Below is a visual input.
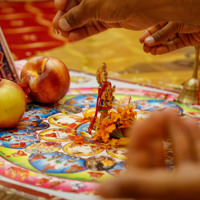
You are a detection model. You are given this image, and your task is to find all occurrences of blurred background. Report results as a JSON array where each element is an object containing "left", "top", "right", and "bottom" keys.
[{"left": 0, "top": 0, "right": 197, "bottom": 90}]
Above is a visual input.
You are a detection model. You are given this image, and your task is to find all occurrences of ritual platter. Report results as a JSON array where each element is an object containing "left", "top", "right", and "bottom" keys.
[{"left": 0, "top": 81, "right": 199, "bottom": 200}]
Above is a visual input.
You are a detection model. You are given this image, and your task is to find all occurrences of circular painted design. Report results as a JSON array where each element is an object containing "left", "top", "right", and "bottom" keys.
[
  {"left": 65, "top": 95, "right": 97, "bottom": 108},
  {"left": 63, "top": 142, "right": 106, "bottom": 156},
  {"left": 76, "top": 123, "right": 93, "bottom": 141},
  {"left": 39, "top": 128, "right": 76, "bottom": 142},
  {"left": 48, "top": 114, "right": 85, "bottom": 128},
  {"left": 26, "top": 142, "right": 61, "bottom": 154},
  {"left": 29, "top": 152, "right": 87, "bottom": 173},
  {"left": 0, "top": 88, "right": 199, "bottom": 191},
  {"left": 17, "top": 120, "right": 49, "bottom": 132},
  {"left": 107, "top": 146, "right": 128, "bottom": 160},
  {"left": 107, "top": 162, "right": 126, "bottom": 176},
  {"left": 0, "top": 132, "right": 39, "bottom": 149},
  {"left": 54, "top": 104, "right": 82, "bottom": 114},
  {"left": 134, "top": 100, "right": 183, "bottom": 113},
  {"left": 24, "top": 104, "right": 57, "bottom": 120},
  {"left": 84, "top": 156, "right": 115, "bottom": 171}
]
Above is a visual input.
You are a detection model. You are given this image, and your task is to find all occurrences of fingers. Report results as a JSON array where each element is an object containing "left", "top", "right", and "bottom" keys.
[
  {"left": 140, "top": 22, "right": 180, "bottom": 55},
  {"left": 67, "top": 20, "right": 107, "bottom": 42},
  {"left": 100, "top": 111, "right": 200, "bottom": 200},
  {"left": 128, "top": 121, "right": 152, "bottom": 169},
  {"left": 53, "top": 10, "right": 107, "bottom": 41},
  {"left": 59, "top": 0, "right": 95, "bottom": 31},
  {"left": 55, "top": 0, "right": 81, "bottom": 11},
  {"left": 58, "top": 0, "right": 122, "bottom": 32},
  {"left": 54, "top": 0, "right": 123, "bottom": 40},
  {"left": 53, "top": 0, "right": 81, "bottom": 30},
  {"left": 99, "top": 171, "right": 174, "bottom": 199},
  {"left": 141, "top": 22, "right": 200, "bottom": 55},
  {"left": 169, "top": 114, "right": 200, "bottom": 166},
  {"left": 99, "top": 166, "right": 200, "bottom": 200},
  {"left": 182, "top": 118, "right": 200, "bottom": 161},
  {"left": 128, "top": 111, "right": 171, "bottom": 169},
  {"left": 144, "top": 22, "right": 179, "bottom": 47},
  {"left": 52, "top": 11, "right": 70, "bottom": 39},
  {"left": 140, "top": 22, "right": 168, "bottom": 43},
  {"left": 53, "top": 10, "right": 65, "bottom": 30},
  {"left": 143, "top": 36, "right": 187, "bottom": 55},
  {"left": 169, "top": 114, "right": 191, "bottom": 165},
  {"left": 68, "top": 27, "right": 97, "bottom": 42},
  {"left": 141, "top": 23, "right": 200, "bottom": 45}
]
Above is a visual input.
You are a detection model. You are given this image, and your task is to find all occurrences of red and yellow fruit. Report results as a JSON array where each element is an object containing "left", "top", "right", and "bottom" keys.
[
  {"left": 21, "top": 57, "right": 70, "bottom": 104},
  {"left": 0, "top": 79, "right": 26, "bottom": 128}
]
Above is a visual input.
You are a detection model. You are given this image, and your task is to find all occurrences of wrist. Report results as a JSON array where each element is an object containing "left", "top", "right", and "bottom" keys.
[
  {"left": 130, "top": 0, "right": 198, "bottom": 27},
  {"left": 129, "top": 0, "right": 178, "bottom": 26},
  {"left": 174, "top": 0, "right": 200, "bottom": 26}
]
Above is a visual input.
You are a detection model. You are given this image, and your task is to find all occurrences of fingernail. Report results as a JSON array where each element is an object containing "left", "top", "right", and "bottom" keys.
[
  {"left": 145, "top": 36, "right": 155, "bottom": 45},
  {"left": 59, "top": 18, "right": 70, "bottom": 31},
  {"left": 140, "top": 30, "right": 148, "bottom": 43},
  {"left": 140, "top": 31, "right": 146, "bottom": 38}
]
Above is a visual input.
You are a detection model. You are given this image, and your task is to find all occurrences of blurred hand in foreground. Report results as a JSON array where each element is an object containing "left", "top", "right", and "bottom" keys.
[{"left": 99, "top": 110, "right": 200, "bottom": 200}]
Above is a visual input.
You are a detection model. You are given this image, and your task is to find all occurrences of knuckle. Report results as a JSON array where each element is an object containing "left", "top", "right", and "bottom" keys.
[
  {"left": 190, "top": 34, "right": 199, "bottom": 46},
  {"left": 192, "top": 33, "right": 200, "bottom": 44},
  {"left": 67, "top": 10, "right": 77, "bottom": 26},
  {"left": 155, "top": 24, "right": 162, "bottom": 30},
  {"left": 176, "top": 23, "right": 184, "bottom": 32},
  {"left": 67, "top": 0, "right": 89, "bottom": 27},
  {"left": 171, "top": 22, "right": 180, "bottom": 32},
  {"left": 154, "top": 29, "right": 165, "bottom": 40}
]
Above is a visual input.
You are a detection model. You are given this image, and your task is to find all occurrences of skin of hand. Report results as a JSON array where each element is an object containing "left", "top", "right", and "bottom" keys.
[
  {"left": 140, "top": 22, "right": 200, "bottom": 55},
  {"left": 52, "top": 0, "right": 196, "bottom": 42},
  {"left": 99, "top": 110, "right": 200, "bottom": 200}
]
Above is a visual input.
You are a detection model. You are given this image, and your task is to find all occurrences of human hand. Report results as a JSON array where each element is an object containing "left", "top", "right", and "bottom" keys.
[
  {"left": 140, "top": 22, "right": 200, "bottom": 55},
  {"left": 99, "top": 110, "right": 200, "bottom": 200},
  {"left": 53, "top": 0, "right": 180, "bottom": 42}
]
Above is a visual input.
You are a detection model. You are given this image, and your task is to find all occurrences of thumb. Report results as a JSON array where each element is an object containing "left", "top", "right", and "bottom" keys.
[
  {"left": 144, "top": 22, "right": 179, "bottom": 47},
  {"left": 59, "top": 0, "right": 95, "bottom": 31}
]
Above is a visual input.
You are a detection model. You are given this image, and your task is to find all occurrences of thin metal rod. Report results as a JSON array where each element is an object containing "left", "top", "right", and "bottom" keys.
[{"left": 193, "top": 46, "right": 200, "bottom": 78}]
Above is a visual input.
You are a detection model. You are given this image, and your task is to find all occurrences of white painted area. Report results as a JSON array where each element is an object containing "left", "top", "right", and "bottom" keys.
[
  {"left": 70, "top": 145, "right": 92, "bottom": 154},
  {"left": 56, "top": 117, "right": 76, "bottom": 124}
]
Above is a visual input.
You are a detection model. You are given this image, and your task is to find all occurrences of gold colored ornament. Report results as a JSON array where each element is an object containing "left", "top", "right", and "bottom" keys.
[
  {"left": 88, "top": 63, "right": 115, "bottom": 135},
  {"left": 96, "top": 63, "right": 107, "bottom": 84},
  {"left": 177, "top": 46, "right": 200, "bottom": 105}
]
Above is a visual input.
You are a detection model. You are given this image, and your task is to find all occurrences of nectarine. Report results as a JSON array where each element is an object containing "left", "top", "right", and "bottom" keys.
[{"left": 21, "top": 57, "right": 70, "bottom": 104}]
